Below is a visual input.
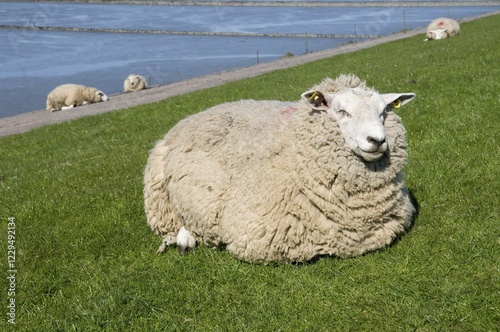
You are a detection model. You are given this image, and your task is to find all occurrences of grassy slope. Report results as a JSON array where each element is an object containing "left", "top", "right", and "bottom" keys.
[{"left": 1, "top": 15, "right": 499, "bottom": 331}]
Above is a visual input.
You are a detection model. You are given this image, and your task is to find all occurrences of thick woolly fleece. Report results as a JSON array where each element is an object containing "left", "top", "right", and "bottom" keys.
[
  {"left": 144, "top": 81, "right": 414, "bottom": 263},
  {"left": 426, "top": 17, "right": 460, "bottom": 40},
  {"left": 46, "top": 84, "right": 107, "bottom": 112},
  {"left": 123, "top": 74, "right": 148, "bottom": 92}
]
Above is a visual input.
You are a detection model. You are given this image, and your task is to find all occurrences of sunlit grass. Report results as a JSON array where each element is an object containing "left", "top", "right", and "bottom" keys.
[{"left": 1, "top": 15, "right": 499, "bottom": 331}]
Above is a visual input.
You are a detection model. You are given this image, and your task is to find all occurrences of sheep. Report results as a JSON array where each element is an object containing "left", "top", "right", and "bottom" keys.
[
  {"left": 123, "top": 73, "right": 148, "bottom": 92},
  {"left": 46, "top": 84, "right": 109, "bottom": 112},
  {"left": 143, "top": 74, "right": 416, "bottom": 263},
  {"left": 424, "top": 17, "right": 460, "bottom": 41}
]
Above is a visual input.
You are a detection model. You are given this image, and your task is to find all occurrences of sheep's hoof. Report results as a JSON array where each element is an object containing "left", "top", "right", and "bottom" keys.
[
  {"left": 176, "top": 226, "right": 196, "bottom": 255},
  {"left": 157, "top": 243, "right": 166, "bottom": 253},
  {"left": 156, "top": 234, "right": 176, "bottom": 253},
  {"left": 177, "top": 245, "right": 189, "bottom": 255}
]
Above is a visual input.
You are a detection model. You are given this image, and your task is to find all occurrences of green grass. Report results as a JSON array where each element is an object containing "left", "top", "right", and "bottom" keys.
[{"left": 1, "top": 15, "right": 499, "bottom": 331}]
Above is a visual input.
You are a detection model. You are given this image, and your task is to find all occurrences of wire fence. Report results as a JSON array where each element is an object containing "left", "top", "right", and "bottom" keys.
[{"left": 0, "top": 25, "right": 380, "bottom": 39}]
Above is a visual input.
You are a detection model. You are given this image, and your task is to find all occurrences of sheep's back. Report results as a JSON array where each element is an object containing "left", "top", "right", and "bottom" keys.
[
  {"left": 157, "top": 100, "right": 297, "bottom": 244},
  {"left": 48, "top": 84, "right": 80, "bottom": 99},
  {"left": 47, "top": 84, "right": 83, "bottom": 108},
  {"left": 427, "top": 17, "right": 460, "bottom": 35}
]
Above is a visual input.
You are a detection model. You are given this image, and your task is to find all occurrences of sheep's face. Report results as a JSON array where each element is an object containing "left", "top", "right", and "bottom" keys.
[
  {"left": 96, "top": 90, "right": 109, "bottom": 102},
  {"left": 128, "top": 76, "right": 140, "bottom": 87},
  {"left": 302, "top": 88, "right": 415, "bottom": 163},
  {"left": 426, "top": 29, "right": 448, "bottom": 40}
]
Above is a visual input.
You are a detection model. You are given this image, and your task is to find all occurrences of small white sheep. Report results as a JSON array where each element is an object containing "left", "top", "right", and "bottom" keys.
[
  {"left": 144, "top": 74, "right": 416, "bottom": 263},
  {"left": 123, "top": 74, "right": 148, "bottom": 92},
  {"left": 46, "top": 84, "right": 109, "bottom": 112},
  {"left": 425, "top": 17, "right": 460, "bottom": 41}
]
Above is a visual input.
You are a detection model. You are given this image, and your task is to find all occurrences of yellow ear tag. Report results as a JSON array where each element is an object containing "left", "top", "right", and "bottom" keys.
[
  {"left": 309, "top": 91, "right": 319, "bottom": 101},
  {"left": 390, "top": 99, "right": 401, "bottom": 108}
]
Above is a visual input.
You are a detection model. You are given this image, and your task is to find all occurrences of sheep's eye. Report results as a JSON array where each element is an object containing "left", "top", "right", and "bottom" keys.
[{"left": 338, "top": 109, "right": 351, "bottom": 118}]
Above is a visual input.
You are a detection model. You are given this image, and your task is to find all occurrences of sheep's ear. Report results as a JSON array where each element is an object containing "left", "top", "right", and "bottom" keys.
[
  {"left": 382, "top": 93, "right": 416, "bottom": 109},
  {"left": 301, "top": 90, "right": 331, "bottom": 111}
]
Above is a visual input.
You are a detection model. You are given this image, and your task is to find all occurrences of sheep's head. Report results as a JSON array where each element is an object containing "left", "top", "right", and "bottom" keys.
[
  {"left": 128, "top": 75, "right": 141, "bottom": 87},
  {"left": 95, "top": 90, "right": 109, "bottom": 102},
  {"left": 302, "top": 88, "right": 415, "bottom": 163},
  {"left": 425, "top": 29, "right": 448, "bottom": 41}
]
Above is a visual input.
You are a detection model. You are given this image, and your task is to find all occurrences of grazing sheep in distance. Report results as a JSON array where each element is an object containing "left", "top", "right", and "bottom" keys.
[
  {"left": 143, "top": 74, "right": 416, "bottom": 263},
  {"left": 123, "top": 73, "right": 148, "bottom": 92},
  {"left": 425, "top": 17, "right": 460, "bottom": 41},
  {"left": 46, "top": 84, "right": 109, "bottom": 112}
]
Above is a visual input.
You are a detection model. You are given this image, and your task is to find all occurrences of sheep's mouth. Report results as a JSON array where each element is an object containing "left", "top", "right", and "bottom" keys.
[{"left": 355, "top": 148, "right": 386, "bottom": 162}]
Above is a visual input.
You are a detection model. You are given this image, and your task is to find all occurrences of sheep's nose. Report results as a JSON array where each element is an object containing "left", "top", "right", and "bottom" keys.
[{"left": 367, "top": 136, "right": 386, "bottom": 147}]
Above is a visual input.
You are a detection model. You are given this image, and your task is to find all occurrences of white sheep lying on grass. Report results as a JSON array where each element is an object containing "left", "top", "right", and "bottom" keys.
[
  {"left": 144, "top": 74, "right": 416, "bottom": 263},
  {"left": 46, "top": 84, "right": 109, "bottom": 112},
  {"left": 425, "top": 17, "right": 460, "bottom": 41},
  {"left": 123, "top": 74, "right": 148, "bottom": 92}
]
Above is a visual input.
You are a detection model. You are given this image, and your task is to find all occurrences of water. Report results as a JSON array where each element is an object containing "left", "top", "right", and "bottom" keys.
[{"left": 0, "top": 2, "right": 497, "bottom": 118}]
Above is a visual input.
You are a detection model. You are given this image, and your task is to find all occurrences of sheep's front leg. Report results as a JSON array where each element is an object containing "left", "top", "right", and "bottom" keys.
[
  {"left": 157, "top": 233, "right": 177, "bottom": 253},
  {"left": 176, "top": 226, "right": 196, "bottom": 255}
]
